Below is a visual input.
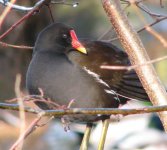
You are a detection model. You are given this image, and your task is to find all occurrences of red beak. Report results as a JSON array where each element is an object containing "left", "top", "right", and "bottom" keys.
[{"left": 70, "top": 30, "right": 87, "bottom": 54}]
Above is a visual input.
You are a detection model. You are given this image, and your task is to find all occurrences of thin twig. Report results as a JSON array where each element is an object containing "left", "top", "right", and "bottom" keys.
[
  {"left": 0, "top": 0, "right": 48, "bottom": 12},
  {"left": 0, "top": 0, "right": 17, "bottom": 28},
  {"left": 51, "top": 0, "right": 79, "bottom": 7},
  {"left": 9, "top": 115, "right": 42, "bottom": 150},
  {"left": 98, "top": 27, "right": 112, "bottom": 40},
  {"left": 107, "top": 0, "right": 167, "bottom": 42},
  {"left": 132, "top": 2, "right": 167, "bottom": 48},
  {"left": 0, "top": 0, "right": 49, "bottom": 40},
  {"left": 101, "top": 55, "right": 167, "bottom": 71},
  {"left": 0, "top": 41, "right": 33, "bottom": 49},
  {"left": 145, "top": 26, "right": 167, "bottom": 47},
  {"left": 138, "top": 16, "right": 167, "bottom": 33},
  {"left": 47, "top": 4, "right": 54, "bottom": 22},
  {"left": 136, "top": 2, "right": 165, "bottom": 18},
  {"left": 0, "top": 0, "right": 79, "bottom": 12},
  {"left": 15, "top": 74, "right": 25, "bottom": 150}
]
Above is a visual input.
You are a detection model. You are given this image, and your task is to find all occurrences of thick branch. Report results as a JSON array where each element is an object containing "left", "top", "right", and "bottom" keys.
[{"left": 101, "top": 0, "right": 167, "bottom": 131}]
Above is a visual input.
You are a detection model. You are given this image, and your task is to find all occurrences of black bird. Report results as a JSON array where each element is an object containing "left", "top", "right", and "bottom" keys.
[
  {"left": 26, "top": 23, "right": 149, "bottom": 122},
  {"left": 26, "top": 23, "right": 150, "bottom": 149}
]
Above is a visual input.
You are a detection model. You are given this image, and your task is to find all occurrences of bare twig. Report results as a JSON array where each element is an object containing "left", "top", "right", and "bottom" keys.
[
  {"left": 9, "top": 115, "right": 53, "bottom": 150},
  {"left": 0, "top": 41, "right": 33, "bottom": 49},
  {"left": 1, "top": 102, "right": 167, "bottom": 116},
  {"left": 51, "top": 0, "right": 79, "bottom": 7},
  {"left": 132, "top": 2, "right": 167, "bottom": 48},
  {"left": 0, "top": 0, "right": 50, "bottom": 40},
  {"left": 0, "top": 0, "right": 17, "bottom": 28},
  {"left": 109, "top": 15, "right": 167, "bottom": 42},
  {"left": 106, "top": 0, "right": 167, "bottom": 42},
  {"left": 98, "top": 27, "right": 112, "bottom": 40},
  {"left": 15, "top": 74, "right": 25, "bottom": 150},
  {"left": 0, "top": 0, "right": 79, "bottom": 12},
  {"left": 145, "top": 26, "right": 167, "bottom": 47},
  {"left": 0, "top": 102, "right": 39, "bottom": 113},
  {"left": 0, "top": 0, "right": 49, "bottom": 12},
  {"left": 24, "top": 95, "right": 61, "bottom": 108},
  {"left": 101, "top": 55, "right": 167, "bottom": 71},
  {"left": 9, "top": 115, "right": 42, "bottom": 150},
  {"left": 136, "top": 2, "right": 165, "bottom": 18},
  {"left": 47, "top": 4, "right": 54, "bottom": 23},
  {"left": 137, "top": 16, "right": 167, "bottom": 33}
]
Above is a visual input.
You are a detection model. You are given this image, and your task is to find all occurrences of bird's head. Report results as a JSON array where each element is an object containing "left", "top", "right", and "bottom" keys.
[{"left": 34, "top": 23, "right": 87, "bottom": 54}]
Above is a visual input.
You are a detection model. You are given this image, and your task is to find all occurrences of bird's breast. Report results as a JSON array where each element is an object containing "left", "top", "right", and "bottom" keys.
[{"left": 26, "top": 52, "right": 119, "bottom": 109}]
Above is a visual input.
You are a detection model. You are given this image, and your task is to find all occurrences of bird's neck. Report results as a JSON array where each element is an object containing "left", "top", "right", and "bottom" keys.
[{"left": 33, "top": 43, "right": 67, "bottom": 55}]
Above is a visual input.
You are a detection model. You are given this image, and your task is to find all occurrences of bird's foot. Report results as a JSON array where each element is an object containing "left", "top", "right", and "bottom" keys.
[
  {"left": 61, "top": 116, "right": 71, "bottom": 132},
  {"left": 60, "top": 99, "right": 75, "bottom": 132}
]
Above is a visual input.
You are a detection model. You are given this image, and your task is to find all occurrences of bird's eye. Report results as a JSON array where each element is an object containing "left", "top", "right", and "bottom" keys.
[{"left": 62, "top": 34, "right": 68, "bottom": 39}]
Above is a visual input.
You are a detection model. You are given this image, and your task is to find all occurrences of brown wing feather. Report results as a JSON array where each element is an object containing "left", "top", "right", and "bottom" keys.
[{"left": 68, "top": 40, "right": 149, "bottom": 103}]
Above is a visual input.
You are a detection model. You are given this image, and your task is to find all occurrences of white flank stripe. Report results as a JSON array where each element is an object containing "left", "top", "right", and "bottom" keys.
[
  {"left": 83, "top": 67, "right": 120, "bottom": 102},
  {"left": 105, "top": 89, "right": 120, "bottom": 101},
  {"left": 105, "top": 89, "right": 116, "bottom": 95},
  {"left": 83, "top": 67, "right": 110, "bottom": 88}
]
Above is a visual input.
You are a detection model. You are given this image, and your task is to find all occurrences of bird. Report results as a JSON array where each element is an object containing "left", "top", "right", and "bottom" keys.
[{"left": 26, "top": 23, "right": 149, "bottom": 149}]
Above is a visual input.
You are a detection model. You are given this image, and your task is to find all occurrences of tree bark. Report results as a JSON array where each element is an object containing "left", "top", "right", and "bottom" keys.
[{"left": 101, "top": 0, "right": 167, "bottom": 131}]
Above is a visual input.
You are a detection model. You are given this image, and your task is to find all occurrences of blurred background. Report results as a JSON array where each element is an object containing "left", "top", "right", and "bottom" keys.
[{"left": 0, "top": 0, "right": 167, "bottom": 149}]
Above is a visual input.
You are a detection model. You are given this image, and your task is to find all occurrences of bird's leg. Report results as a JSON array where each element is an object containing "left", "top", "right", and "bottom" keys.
[
  {"left": 60, "top": 99, "right": 75, "bottom": 131},
  {"left": 61, "top": 117, "right": 70, "bottom": 132},
  {"left": 97, "top": 119, "right": 110, "bottom": 150},
  {"left": 80, "top": 123, "right": 93, "bottom": 150}
]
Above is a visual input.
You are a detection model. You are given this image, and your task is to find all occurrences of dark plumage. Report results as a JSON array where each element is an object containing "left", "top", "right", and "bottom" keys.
[{"left": 26, "top": 23, "right": 149, "bottom": 122}]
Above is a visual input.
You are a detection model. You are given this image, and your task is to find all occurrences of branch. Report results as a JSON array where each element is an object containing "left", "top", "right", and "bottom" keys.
[
  {"left": 0, "top": 0, "right": 50, "bottom": 40},
  {"left": 0, "top": 0, "right": 50, "bottom": 12},
  {"left": 0, "top": 41, "right": 33, "bottom": 49},
  {"left": 101, "top": 55, "right": 167, "bottom": 71},
  {"left": 0, "top": 0, "right": 79, "bottom": 12},
  {"left": 1, "top": 102, "right": 167, "bottom": 116},
  {"left": 0, "top": 103, "right": 39, "bottom": 113},
  {"left": 0, "top": 0, "right": 16, "bottom": 28},
  {"left": 101, "top": 0, "right": 167, "bottom": 131},
  {"left": 137, "top": 16, "right": 167, "bottom": 33},
  {"left": 102, "top": 1, "right": 167, "bottom": 42},
  {"left": 9, "top": 116, "right": 42, "bottom": 150},
  {"left": 14, "top": 74, "right": 25, "bottom": 150},
  {"left": 135, "top": 1, "right": 166, "bottom": 18}
]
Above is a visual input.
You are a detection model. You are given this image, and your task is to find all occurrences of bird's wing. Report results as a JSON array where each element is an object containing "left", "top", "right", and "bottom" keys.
[{"left": 68, "top": 40, "right": 149, "bottom": 103}]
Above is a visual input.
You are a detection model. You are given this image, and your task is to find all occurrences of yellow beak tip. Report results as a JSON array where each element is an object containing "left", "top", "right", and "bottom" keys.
[{"left": 76, "top": 47, "right": 87, "bottom": 54}]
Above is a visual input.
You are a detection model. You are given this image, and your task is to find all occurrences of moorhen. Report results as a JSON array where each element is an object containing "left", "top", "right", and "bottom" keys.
[{"left": 26, "top": 23, "right": 149, "bottom": 149}]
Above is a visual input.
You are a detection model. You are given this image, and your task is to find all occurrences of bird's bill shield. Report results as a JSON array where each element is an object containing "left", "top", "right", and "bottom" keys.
[{"left": 70, "top": 30, "right": 87, "bottom": 54}]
